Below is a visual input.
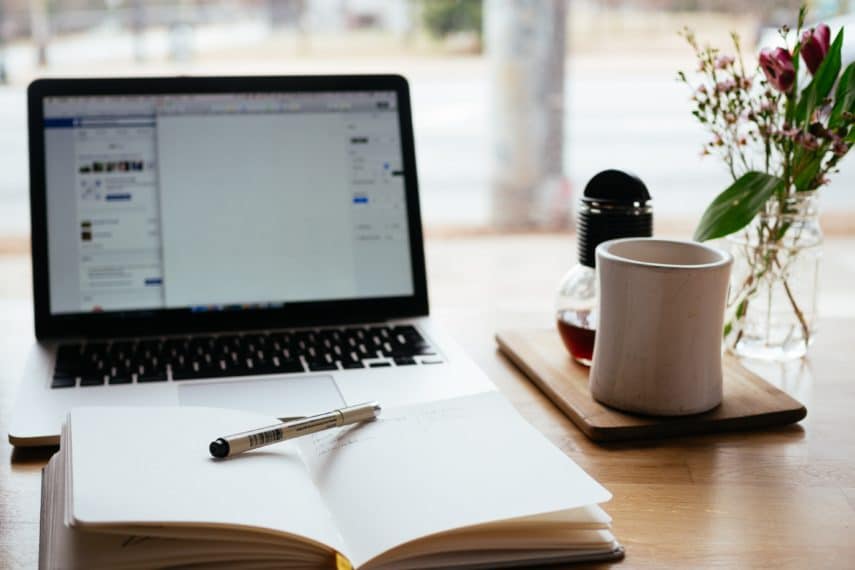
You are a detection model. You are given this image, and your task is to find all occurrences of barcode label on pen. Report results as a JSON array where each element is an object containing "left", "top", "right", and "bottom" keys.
[{"left": 249, "top": 429, "right": 282, "bottom": 448}]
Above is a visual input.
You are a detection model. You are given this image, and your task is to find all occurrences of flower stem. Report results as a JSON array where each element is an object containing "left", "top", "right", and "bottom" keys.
[{"left": 772, "top": 252, "right": 811, "bottom": 345}]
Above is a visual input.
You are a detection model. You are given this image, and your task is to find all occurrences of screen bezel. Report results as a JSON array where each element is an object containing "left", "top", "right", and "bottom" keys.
[{"left": 28, "top": 75, "right": 429, "bottom": 339}]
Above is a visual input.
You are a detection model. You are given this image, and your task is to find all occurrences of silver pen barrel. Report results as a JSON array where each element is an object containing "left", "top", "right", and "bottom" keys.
[{"left": 210, "top": 402, "right": 381, "bottom": 458}]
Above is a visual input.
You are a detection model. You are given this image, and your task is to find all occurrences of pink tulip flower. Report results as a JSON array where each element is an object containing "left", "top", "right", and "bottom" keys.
[
  {"left": 759, "top": 48, "right": 796, "bottom": 92},
  {"left": 800, "top": 24, "right": 831, "bottom": 74}
]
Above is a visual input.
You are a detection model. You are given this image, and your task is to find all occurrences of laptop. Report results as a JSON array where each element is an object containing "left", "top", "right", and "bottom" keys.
[{"left": 9, "top": 74, "right": 495, "bottom": 446}]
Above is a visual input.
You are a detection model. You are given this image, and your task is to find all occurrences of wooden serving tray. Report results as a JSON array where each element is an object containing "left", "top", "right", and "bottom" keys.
[{"left": 496, "top": 328, "right": 807, "bottom": 442}]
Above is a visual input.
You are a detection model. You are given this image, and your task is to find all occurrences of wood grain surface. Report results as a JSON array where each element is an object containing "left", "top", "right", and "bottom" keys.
[
  {"left": 496, "top": 329, "right": 807, "bottom": 441},
  {"left": 3, "top": 235, "right": 855, "bottom": 569}
]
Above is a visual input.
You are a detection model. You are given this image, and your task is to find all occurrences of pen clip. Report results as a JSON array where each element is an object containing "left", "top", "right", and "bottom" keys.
[{"left": 276, "top": 416, "right": 306, "bottom": 423}]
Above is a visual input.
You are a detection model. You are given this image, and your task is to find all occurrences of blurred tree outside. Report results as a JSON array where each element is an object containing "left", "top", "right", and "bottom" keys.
[
  {"left": 0, "top": 1, "right": 6, "bottom": 83},
  {"left": 487, "top": 0, "right": 568, "bottom": 230},
  {"left": 420, "top": 0, "right": 482, "bottom": 40}
]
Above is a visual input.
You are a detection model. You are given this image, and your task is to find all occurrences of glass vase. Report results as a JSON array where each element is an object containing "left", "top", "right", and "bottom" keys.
[{"left": 724, "top": 192, "right": 822, "bottom": 361}]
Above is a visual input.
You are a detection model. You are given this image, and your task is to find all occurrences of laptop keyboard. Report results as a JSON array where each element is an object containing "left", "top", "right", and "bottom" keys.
[{"left": 51, "top": 324, "right": 442, "bottom": 388}]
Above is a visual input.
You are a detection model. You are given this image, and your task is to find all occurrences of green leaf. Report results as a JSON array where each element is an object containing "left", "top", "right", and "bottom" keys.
[
  {"left": 736, "top": 298, "right": 748, "bottom": 319},
  {"left": 693, "top": 172, "right": 784, "bottom": 242},
  {"left": 790, "top": 144, "right": 823, "bottom": 191},
  {"left": 829, "top": 61, "right": 855, "bottom": 127},
  {"left": 795, "top": 28, "right": 844, "bottom": 124},
  {"left": 794, "top": 155, "right": 823, "bottom": 190}
]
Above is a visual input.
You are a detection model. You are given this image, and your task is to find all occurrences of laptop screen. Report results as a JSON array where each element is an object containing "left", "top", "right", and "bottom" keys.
[{"left": 42, "top": 91, "right": 414, "bottom": 316}]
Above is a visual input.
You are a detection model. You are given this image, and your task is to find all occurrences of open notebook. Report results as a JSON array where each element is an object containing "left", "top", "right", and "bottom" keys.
[{"left": 39, "top": 392, "right": 624, "bottom": 569}]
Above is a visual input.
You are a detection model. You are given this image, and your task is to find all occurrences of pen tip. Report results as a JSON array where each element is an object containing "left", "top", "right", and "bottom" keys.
[{"left": 209, "top": 438, "right": 230, "bottom": 459}]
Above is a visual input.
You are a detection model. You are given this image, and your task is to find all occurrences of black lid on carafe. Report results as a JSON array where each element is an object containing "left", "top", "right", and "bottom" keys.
[{"left": 577, "top": 170, "right": 653, "bottom": 268}]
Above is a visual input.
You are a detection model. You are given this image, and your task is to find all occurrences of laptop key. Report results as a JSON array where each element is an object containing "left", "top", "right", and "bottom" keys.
[
  {"left": 231, "top": 367, "right": 270, "bottom": 377},
  {"left": 138, "top": 371, "right": 168, "bottom": 383},
  {"left": 218, "top": 335, "right": 242, "bottom": 349},
  {"left": 80, "top": 374, "right": 106, "bottom": 386},
  {"left": 250, "top": 361, "right": 278, "bottom": 375},
  {"left": 171, "top": 368, "right": 197, "bottom": 381},
  {"left": 109, "top": 375, "right": 132, "bottom": 385},
  {"left": 55, "top": 344, "right": 84, "bottom": 373},
  {"left": 340, "top": 360, "right": 364, "bottom": 369},
  {"left": 83, "top": 342, "right": 108, "bottom": 364},
  {"left": 272, "top": 359, "right": 305, "bottom": 374},
  {"left": 394, "top": 357, "right": 416, "bottom": 366},
  {"left": 171, "top": 363, "right": 225, "bottom": 380},
  {"left": 307, "top": 361, "right": 338, "bottom": 372},
  {"left": 51, "top": 375, "right": 77, "bottom": 388},
  {"left": 391, "top": 325, "right": 421, "bottom": 337},
  {"left": 368, "top": 361, "right": 392, "bottom": 368},
  {"left": 213, "top": 358, "right": 231, "bottom": 373}
]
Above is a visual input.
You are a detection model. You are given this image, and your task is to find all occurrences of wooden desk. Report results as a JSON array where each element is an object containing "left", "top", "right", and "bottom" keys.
[{"left": 2, "top": 235, "right": 855, "bottom": 568}]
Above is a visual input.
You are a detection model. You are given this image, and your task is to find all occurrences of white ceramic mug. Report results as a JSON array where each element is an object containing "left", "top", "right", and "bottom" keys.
[{"left": 589, "top": 238, "right": 733, "bottom": 416}]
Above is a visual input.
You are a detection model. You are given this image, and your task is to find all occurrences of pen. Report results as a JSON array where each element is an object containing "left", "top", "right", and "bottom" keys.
[{"left": 209, "top": 401, "right": 381, "bottom": 458}]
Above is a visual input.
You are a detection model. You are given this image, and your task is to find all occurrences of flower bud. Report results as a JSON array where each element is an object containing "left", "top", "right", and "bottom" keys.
[
  {"left": 759, "top": 48, "right": 795, "bottom": 92},
  {"left": 714, "top": 55, "right": 735, "bottom": 69},
  {"left": 801, "top": 24, "right": 831, "bottom": 75}
]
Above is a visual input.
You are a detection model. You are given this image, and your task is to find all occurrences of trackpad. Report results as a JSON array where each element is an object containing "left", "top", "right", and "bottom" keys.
[{"left": 177, "top": 375, "right": 345, "bottom": 418}]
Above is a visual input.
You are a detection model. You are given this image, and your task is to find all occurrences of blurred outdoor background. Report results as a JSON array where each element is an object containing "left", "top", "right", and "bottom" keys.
[{"left": 0, "top": 0, "right": 853, "bottom": 250}]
